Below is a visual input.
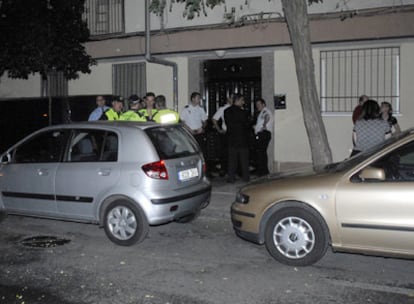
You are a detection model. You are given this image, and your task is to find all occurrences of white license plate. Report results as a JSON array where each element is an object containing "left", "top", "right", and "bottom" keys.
[{"left": 178, "top": 168, "right": 199, "bottom": 181}]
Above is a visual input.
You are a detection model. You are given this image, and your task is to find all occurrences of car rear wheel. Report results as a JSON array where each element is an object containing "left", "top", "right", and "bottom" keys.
[
  {"left": 264, "top": 207, "right": 329, "bottom": 266},
  {"left": 104, "top": 200, "right": 148, "bottom": 246}
]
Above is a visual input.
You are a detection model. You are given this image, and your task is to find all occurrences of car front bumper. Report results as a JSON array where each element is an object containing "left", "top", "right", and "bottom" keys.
[{"left": 231, "top": 202, "right": 264, "bottom": 244}]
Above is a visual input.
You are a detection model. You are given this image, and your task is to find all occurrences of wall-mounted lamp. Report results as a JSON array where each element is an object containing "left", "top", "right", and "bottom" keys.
[{"left": 215, "top": 50, "right": 226, "bottom": 58}]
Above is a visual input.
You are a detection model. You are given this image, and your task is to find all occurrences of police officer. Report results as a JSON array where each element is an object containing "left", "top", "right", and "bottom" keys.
[
  {"left": 139, "top": 92, "right": 159, "bottom": 122},
  {"left": 180, "top": 92, "right": 207, "bottom": 134},
  {"left": 253, "top": 98, "right": 273, "bottom": 176},
  {"left": 181, "top": 92, "right": 209, "bottom": 175},
  {"left": 120, "top": 95, "right": 146, "bottom": 121},
  {"left": 154, "top": 95, "right": 179, "bottom": 124},
  {"left": 100, "top": 96, "right": 123, "bottom": 121}
]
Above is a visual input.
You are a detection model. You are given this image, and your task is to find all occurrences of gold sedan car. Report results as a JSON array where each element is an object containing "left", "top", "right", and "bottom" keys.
[{"left": 231, "top": 129, "right": 414, "bottom": 266}]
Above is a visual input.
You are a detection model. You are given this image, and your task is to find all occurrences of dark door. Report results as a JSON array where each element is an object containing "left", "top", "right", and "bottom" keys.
[
  {"left": 204, "top": 57, "right": 262, "bottom": 115},
  {"left": 203, "top": 57, "right": 262, "bottom": 163}
]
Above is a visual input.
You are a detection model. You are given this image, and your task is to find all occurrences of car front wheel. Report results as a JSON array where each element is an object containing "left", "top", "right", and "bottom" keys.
[
  {"left": 104, "top": 200, "right": 149, "bottom": 246},
  {"left": 264, "top": 207, "right": 329, "bottom": 266}
]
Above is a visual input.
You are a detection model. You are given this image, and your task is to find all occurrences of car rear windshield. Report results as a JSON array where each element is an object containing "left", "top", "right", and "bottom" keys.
[{"left": 145, "top": 125, "right": 199, "bottom": 159}]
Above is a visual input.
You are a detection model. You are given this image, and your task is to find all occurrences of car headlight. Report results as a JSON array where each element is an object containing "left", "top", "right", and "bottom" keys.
[{"left": 236, "top": 192, "right": 249, "bottom": 204}]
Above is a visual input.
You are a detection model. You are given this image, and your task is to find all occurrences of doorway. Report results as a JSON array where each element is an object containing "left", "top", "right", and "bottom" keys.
[
  {"left": 202, "top": 57, "right": 262, "bottom": 173},
  {"left": 203, "top": 57, "right": 262, "bottom": 116}
]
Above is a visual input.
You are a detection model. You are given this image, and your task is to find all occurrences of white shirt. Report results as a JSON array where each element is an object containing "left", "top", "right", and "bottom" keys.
[
  {"left": 254, "top": 107, "right": 274, "bottom": 134},
  {"left": 180, "top": 104, "right": 207, "bottom": 130},
  {"left": 212, "top": 104, "right": 231, "bottom": 131}
]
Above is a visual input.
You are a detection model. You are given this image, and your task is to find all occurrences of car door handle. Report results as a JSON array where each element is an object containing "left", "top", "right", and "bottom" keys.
[
  {"left": 98, "top": 169, "right": 111, "bottom": 176},
  {"left": 37, "top": 169, "right": 49, "bottom": 176}
]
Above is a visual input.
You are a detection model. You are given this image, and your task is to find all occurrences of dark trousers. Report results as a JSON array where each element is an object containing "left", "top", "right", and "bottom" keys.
[
  {"left": 218, "top": 133, "right": 228, "bottom": 173},
  {"left": 227, "top": 146, "right": 249, "bottom": 182},
  {"left": 255, "top": 130, "right": 271, "bottom": 176}
]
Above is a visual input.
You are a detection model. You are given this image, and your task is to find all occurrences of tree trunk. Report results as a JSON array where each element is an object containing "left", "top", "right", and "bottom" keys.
[
  {"left": 47, "top": 73, "right": 52, "bottom": 126},
  {"left": 281, "top": 0, "right": 332, "bottom": 168}
]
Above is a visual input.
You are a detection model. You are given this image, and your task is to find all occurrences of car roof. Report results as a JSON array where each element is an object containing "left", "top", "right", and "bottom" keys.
[{"left": 41, "top": 121, "right": 177, "bottom": 132}]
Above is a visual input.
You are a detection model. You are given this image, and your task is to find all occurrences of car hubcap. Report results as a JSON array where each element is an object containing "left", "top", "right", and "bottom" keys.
[
  {"left": 107, "top": 206, "right": 137, "bottom": 240},
  {"left": 273, "top": 216, "right": 315, "bottom": 259}
]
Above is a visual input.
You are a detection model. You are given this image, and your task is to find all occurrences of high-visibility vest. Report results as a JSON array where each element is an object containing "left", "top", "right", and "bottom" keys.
[
  {"left": 120, "top": 110, "right": 146, "bottom": 122},
  {"left": 102, "top": 108, "right": 121, "bottom": 121},
  {"left": 154, "top": 109, "right": 180, "bottom": 124},
  {"left": 138, "top": 108, "right": 159, "bottom": 122}
]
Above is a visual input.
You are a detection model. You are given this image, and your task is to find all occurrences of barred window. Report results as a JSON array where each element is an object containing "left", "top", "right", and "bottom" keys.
[
  {"left": 320, "top": 47, "right": 400, "bottom": 114},
  {"left": 112, "top": 63, "right": 146, "bottom": 100},
  {"left": 84, "top": 0, "right": 124, "bottom": 36}
]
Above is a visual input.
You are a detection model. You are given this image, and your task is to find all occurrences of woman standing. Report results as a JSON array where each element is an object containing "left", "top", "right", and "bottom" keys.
[
  {"left": 381, "top": 101, "right": 401, "bottom": 134},
  {"left": 352, "top": 100, "right": 391, "bottom": 156}
]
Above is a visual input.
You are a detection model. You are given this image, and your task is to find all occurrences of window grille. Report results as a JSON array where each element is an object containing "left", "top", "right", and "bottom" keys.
[
  {"left": 320, "top": 47, "right": 400, "bottom": 113},
  {"left": 84, "top": 0, "right": 124, "bottom": 36},
  {"left": 112, "top": 62, "right": 146, "bottom": 100}
]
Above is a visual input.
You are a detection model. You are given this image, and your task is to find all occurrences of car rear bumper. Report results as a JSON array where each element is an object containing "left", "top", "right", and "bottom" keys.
[
  {"left": 147, "top": 184, "right": 211, "bottom": 225},
  {"left": 0, "top": 208, "right": 7, "bottom": 222},
  {"left": 150, "top": 185, "right": 211, "bottom": 205}
]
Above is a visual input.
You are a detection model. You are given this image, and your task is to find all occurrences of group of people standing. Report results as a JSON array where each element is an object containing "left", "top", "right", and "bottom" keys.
[
  {"left": 88, "top": 91, "right": 273, "bottom": 182},
  {"left": 88, "top": 93, "right": 179, "bottom": 124},
  {"left": 351, "top": 95, "right": 400, "bottom": 156},
  {"left": 211, "top": 94, "right": 273, "bottom": 183}
]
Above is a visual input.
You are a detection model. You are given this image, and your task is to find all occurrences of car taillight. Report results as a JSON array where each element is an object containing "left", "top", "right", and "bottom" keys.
[
  {"left": 203, "top": 162, "right": 206, "bottom": 174},
  {"left": 142, "top": 160, "right": 169, "bottom": 180}
]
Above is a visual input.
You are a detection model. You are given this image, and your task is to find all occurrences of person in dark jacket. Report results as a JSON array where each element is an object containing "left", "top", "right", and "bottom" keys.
[{"left": 224, "top": 94, "right": 250, "bottom": 183}]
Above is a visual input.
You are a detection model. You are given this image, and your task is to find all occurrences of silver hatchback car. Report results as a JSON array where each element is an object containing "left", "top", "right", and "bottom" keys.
[{"left": 0, "top": 122, "right": 211, "bottom": 245}]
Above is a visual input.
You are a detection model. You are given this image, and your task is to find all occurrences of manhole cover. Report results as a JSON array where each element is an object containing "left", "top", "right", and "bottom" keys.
[{"left": 20, "top": 236, "right": 71, "bottom": 248}]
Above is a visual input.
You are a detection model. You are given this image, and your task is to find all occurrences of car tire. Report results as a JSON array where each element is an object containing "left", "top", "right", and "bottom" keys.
[
  {"left": 264, "top": 207, "right": 329, "bottom": 266},
  {"left": 103, "top": 200, "right": 149, "bottom": 246},
  {"left": 175, "top": 210, "right": 200, "bottom": 223}
]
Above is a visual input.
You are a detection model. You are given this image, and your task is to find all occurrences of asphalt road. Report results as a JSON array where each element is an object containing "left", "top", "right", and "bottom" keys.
[{"left": 1, "top": 178, "right": 414, "bottom": 304}]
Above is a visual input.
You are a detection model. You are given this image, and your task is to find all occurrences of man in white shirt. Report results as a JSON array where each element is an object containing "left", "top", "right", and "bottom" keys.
[
  {"left": 180, "top": 92, "right": 207, "bottom": 134},
  {"left": 181, "top": 92, "right": 209, "bottom": 174},
  {"left": 254, "top": 98, "right": 274, "bottom": 176},
  {"left": 212, "top": 95, "right": 233, "bottom": 176}
]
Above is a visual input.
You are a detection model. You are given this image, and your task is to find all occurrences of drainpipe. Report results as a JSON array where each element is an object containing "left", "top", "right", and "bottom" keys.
[{"left": 145, "top": 0, "right": 179, "bottom": 111}]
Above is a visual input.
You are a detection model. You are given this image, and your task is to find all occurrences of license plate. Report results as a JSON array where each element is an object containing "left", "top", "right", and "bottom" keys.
[{"left": 178, "top": 168, "right": 199, "bottom": 181}]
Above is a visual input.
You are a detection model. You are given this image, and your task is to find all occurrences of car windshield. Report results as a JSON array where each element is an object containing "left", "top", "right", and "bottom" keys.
[
  {"left": 324, "top": 129, "right": 412, "bottom": 173},
  {"left": 145, "top": 125, "right": 199, "bottom": 159}
]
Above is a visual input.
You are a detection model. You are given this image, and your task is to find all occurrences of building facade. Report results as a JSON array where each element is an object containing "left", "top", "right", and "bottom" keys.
[{"left": 2, "top": 0, "right": 414, "bottom": 168}]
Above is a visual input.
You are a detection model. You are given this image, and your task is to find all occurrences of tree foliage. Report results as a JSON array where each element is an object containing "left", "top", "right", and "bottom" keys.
[
  {"left": 0, "top": 0, "right": 95, "bottom": 80},
  {"left": 150, "top": 0, "right": 225, "bottom": 19},
  {"left": 150, "top": 0, "right": 322, "bottom": 19}
]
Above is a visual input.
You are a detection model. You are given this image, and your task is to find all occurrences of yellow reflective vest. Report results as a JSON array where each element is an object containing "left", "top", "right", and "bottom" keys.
[
  {"left": 120, "top": 110, "right": 146, "bottom": 122},
  {"left": 138, "top": 108, "right": 159, "bottom": 122},
  {"left": 154, "top": 109, "right": 180, "bottom": 124},
  {"left": 102, "top": 108, "right": 121, "bottom": 121}
]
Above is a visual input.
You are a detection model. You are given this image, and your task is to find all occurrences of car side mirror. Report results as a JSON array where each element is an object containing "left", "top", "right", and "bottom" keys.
[
  {"left": 0, "top": 153, "right": 11, "bottom": 164},
  {"left": 359, "top": 167, "right": 386, "bottom": 181}
]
